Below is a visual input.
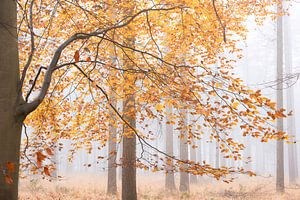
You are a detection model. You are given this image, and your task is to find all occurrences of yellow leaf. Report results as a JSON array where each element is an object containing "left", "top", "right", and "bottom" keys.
[
  {"left": 155, "top": 104, "right": 164, "bottom": 111},
  {"left": 232, "top": 101, "right": 239, "bottom": 109}
]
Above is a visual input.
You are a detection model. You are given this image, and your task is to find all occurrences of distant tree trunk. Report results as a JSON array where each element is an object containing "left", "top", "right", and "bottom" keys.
[
  {"left": 52, "top": 145, "right": 59, "bottom": 179},
  {"left": 198, "top": 139, "right": 202, "bottom": 164},
  {"left": 215, "top": 141, "right": 220, "bottom": 169},
  {"left": 118, "top": 139, "right": 123, "bottom": 180},
  {"left": 244, "top": 137, "right": 252, "bottom": 171},
  {"left": 179, "top": 109, "right": 189, "bottom": 192},
  {"left": 165, "top": 106, "right": 176, "bottom": 190},
  {"left": 276, "top": 1, "right": 285, "bottom": 192},
  {"left": 197, "top": 139, "right": 204, "bottom": 183},
  {"left": 107, "top": 88, "right": 118, "bottom": 195},
  {"left": 220, "top": 152, "right": 226, "bottom": 167},
  {"left": 220, "top": 135, "right": 227, "bottom": 167},
  {"left": 122, "top": 35, "right": 137, "bottom": 200},
  {"left": 190, "top": 142, "right": 197, "bottom": 184},
  {"left": 0, "top": 1, "right": 23, "bottom": 199},
  {"left": 209, "top": 141, "right": 215, "bottom": 167},
  {"left": 284, "top": 13, "right": 298, "bottom": 185},
  {"left": 256, "top": 141, "right": 265, "bottom": 175}
]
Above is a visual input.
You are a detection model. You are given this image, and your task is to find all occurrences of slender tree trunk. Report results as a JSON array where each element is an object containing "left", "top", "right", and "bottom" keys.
[
  {"left": 243, "top": 49, "right": 252, "bottom": 172},
  {"left": 276, "top": 1, "right": 285, "bottom": 192},
  {"left": 165, "top": 106, "right": 176, "bottom": 190},
  {"left": 52, "top": 145, "right": 59, "bottom": 179},
  {"left": 179, "top": 109, "right": 189, "bottom": 192},
  {"left": 107, "top": 88, "right": 118, "bottom": 195},
  {"left": 198, "top": 139, "right": 202, "bottom": 164},
  {"left": 209, "top": 141, "right": 215, "bottom": 166},
  {"left": 220, "top": 151, "right": 226, "bottom": 168},
  {"left": 215, "top": 141, "right": 220, "bottom": 169},
  {"left": 244, "top": 137, "right": 252, "bottom": 171},
  {"left": 190, "top": 142, "right": 197, "bottom": 184},
  {"left": 122, "top": 34, "right": 137, "bottom": 200},
  {"left": 118, "top": 139, "right": 123, "bottom": 180},
  {"left": 256, "top": 141, "right": 265, "bottom": 175},
  {"left": 284, "top": 13, "right": 298, "bottom": 185}
]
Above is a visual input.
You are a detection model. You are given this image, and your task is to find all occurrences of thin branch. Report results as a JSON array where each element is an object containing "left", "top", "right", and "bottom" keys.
[{"left": 212, "top": 0, "right": 226, "bottom": 42}]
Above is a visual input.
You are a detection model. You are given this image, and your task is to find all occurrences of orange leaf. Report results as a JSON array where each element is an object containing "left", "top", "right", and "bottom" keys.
[
  {"left": 45, "top": 148, "right": 53, "bottom": 156},
  {"left": 74, "top": 50, "right": 80, "bottom": 62},
  {"left": 36, "top": 151, "right": 47, "bottom": 168},
  {"left": 44, "top": 167, "right": 51, "bottom": 176},
  {"left": 86, "top": 57, "right": 91, "bottom": 62},
  {"left": 4, "top": 175, "right": 13, "bottom": 185},
  {"left": 6, "top": 162, "right": 14, "bottom": 173}
]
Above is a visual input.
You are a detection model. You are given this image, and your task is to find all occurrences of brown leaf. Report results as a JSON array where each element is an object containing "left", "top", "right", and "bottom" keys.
[
  {"left": 36, "top": 151, "right": 47, "bottom": 168},
  {"left": 45, "top": 148, "right": 53, "bottom": 156},
  {"left": 44, "top": 167, "right": 51, "bottom": 176},
  {"left": 74, "top": 50, "right": 80, "bottom": 62}
]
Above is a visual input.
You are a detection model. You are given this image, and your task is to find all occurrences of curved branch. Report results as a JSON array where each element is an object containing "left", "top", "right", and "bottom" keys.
[{"left": 212, "top": 0, "right": 226, "bottom": 42}]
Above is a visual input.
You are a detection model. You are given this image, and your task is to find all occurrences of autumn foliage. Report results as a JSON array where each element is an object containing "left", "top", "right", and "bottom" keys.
[{"left": 14, "top": 0, "right": 288, "bottom": 183}]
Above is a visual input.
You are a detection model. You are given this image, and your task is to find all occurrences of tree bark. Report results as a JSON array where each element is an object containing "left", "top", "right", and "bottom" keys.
[
  {"left": 0, "top": 1, "right": 23, "bottom": 199},
  {"left": 165, "top": 106, "right": 176, "bottom": 190},
  {"left": 122, "top": 34, "right": 137, "bottom": 200},
  {"left": 179, "top": 109, "right": 189, "bottom": 192},
  {"left": 107, "top": 88, "right": 118, "bottom": 195},
  {"left": 276, "top": 1, "right": 285, "bottom": 192},
  {"left": 122, "top": 94, "right": 136, "bottom": 200}
]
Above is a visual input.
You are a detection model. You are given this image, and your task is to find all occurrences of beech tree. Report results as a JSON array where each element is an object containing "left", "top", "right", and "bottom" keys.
[{"left": 0, "top": 0, "right": 290, "bottom": 200}]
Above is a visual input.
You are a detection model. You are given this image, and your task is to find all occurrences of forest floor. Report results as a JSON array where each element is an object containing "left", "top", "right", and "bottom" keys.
[{"left": 19, "top": 173, "right": 300, "bottom": 200}]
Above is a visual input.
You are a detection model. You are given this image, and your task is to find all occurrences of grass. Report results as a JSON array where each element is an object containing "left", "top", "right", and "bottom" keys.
[{"left": 19, "top": 173, "right": 300, "bottom": 199}]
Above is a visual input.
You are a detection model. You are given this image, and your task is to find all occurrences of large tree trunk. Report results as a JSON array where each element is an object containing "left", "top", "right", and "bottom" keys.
[
  {"left": 0, "top": 1, "right": 23, "bottom": 199},
  {"left": 165, "top": 106, "right": 176, "bottom": 190},
  {"left": 122, "top": 94, "right": 136, "bottom": 200},
  {"left": 284, "top": 13, "right": 298, "bottom": 185},
  {"left": 107, "top": 89, "right": 118, "bottom": 195},
  {"left": 276, "top": 1, "right": 285, "bottom": 193},
  {"left": 179, "top": 109, "right": 189, "bottom": 192}
]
